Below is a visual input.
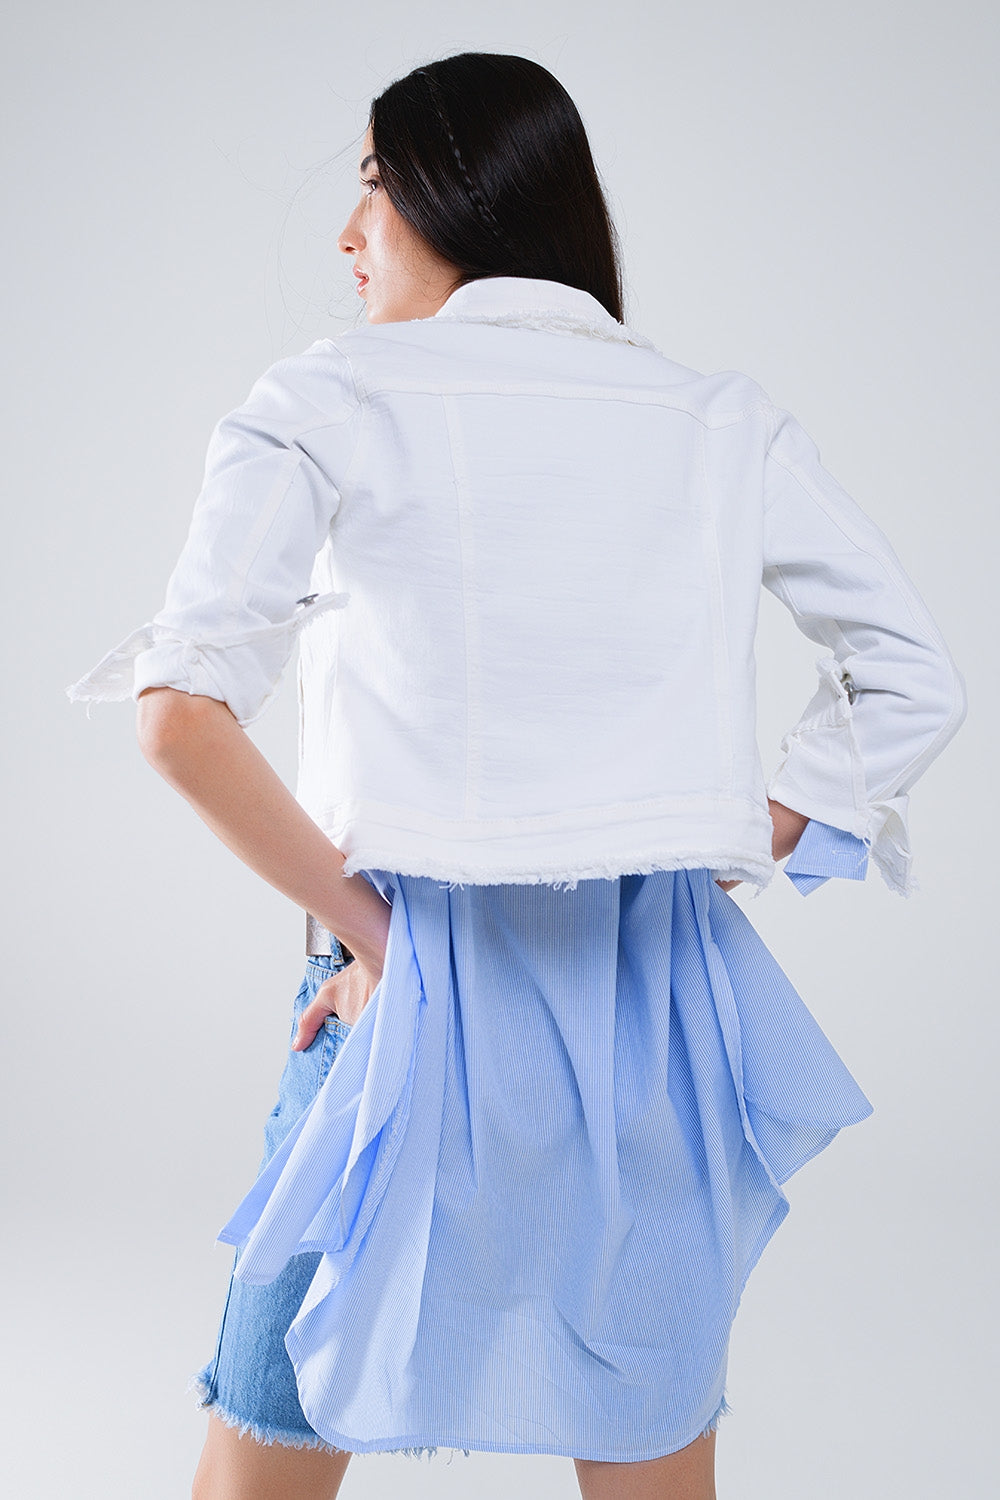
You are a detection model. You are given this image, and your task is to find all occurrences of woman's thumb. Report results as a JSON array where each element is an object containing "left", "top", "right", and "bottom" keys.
[{"left": 292, "top": 995, "right": 335, "bottom": 1052}]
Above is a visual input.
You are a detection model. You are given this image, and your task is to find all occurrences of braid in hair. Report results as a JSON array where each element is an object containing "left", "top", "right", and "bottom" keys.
[{"left": 415, "top": 69, "right": 518, "bottom": 256}]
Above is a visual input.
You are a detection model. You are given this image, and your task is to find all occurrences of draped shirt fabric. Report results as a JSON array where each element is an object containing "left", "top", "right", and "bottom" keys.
[{"left": 217, "top": 864, "right": 874, "bottom": 1460}]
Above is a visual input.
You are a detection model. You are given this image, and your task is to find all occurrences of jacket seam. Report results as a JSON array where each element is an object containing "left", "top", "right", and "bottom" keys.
[
  {"left": 697, "top": 422, "right": 737, "bottom": 796},
  {"left": 262, "top": 342, "right": 368, "bottom": 477},
  {"left": 312, "top": 792, "right": 768, "bottom": 828},
  {"left": 229, "top": 453, "right": 305, "bottom": 618},
  {"left": 441, "top": 393, "right": 479, "bottom": 818},
  {"left": 234, "top": 346, "right": 368, "bottom": 621},
  {"left": 346, "top": 379, "right": 773, "bottom": 430},
  {"left": 325, "top": 342, "right": 368, "bottom": 493}
]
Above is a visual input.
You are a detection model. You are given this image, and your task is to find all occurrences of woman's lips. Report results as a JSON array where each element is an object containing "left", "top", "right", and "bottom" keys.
[{"left": 355, "top": 273, "right": 369, "bottom": 294}]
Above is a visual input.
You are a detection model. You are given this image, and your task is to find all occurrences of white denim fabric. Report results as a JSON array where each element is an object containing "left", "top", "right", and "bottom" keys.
[{"left": 67, "top": 276, "right": 967, "bottom": 896}]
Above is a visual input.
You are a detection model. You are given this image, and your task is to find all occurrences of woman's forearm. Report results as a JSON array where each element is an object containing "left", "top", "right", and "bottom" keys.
[{"left": 135, "top": 686, "right": 391, "bottom": 970}]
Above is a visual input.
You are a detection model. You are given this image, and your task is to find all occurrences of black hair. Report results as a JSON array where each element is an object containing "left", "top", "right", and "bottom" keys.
[{"left": 367, "top": 53, "right": 625, "bottom": 323}]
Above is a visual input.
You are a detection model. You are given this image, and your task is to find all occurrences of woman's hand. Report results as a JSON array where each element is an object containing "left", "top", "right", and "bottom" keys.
[
  {"left": 714, "top": 799, "right": 810, "bottom": 892},
  {"left": 293, "top": 953, "right": 384, "bottom": 1050}
]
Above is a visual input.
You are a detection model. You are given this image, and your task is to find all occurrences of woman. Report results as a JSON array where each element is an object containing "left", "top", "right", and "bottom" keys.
[{"left": 67, "top": 52, "right": 966, "bottom": 1500}]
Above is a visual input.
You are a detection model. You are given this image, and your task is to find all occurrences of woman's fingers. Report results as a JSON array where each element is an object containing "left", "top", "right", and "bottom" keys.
[
  {"left": 291, "top": 959, "right": 383, "bottom": 1050},
  {"left": 293, "top": 972, "right": 352, "bottom": 1050},
  {"left": 293, "top": 989, "right": 339, "bottom": 1051}
]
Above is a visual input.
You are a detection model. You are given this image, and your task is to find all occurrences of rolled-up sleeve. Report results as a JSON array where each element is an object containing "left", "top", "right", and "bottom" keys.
[
  {"left": 762, "top": 406, "right": 967, "bottom": 896},
  {"left": 783, "top": 818, "right": 870, "bottom": 895},
  {"left": 66, "top": 339, "right": 363, "bottom": 727}
]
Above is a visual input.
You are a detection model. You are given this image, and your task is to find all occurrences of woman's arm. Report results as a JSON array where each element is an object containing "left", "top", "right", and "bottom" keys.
[
  {"left": 761, "top": 404, "right": 967, "bottom": 895},
  {"left": 135, "top": 685, "right": 391, "bottom": 975}
]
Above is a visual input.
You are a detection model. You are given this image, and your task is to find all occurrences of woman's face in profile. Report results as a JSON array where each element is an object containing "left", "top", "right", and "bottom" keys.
[{"left": 339, "top": 126, "right": 462, "bottom": 324}]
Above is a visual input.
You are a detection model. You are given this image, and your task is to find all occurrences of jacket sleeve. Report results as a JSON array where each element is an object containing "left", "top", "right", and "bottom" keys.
[
  {"left": 761, "top": 405, "right": 967, "bottom": 896},
  {"left": 66, "top": 339, "right": 363, "bottom": 728}
]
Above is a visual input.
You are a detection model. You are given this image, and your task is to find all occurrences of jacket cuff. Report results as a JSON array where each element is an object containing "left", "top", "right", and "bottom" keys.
[
  {"left": 783, "top": 818, "right": 870, "bottom": 895},
  {"left": 767, "top": 653, "right": 918, "bottom": 897},
  {"left": 65, "top": 590, "right": 349, "bottom": 729}
]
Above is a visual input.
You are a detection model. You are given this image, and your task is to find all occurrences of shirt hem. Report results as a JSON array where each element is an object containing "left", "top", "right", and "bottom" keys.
[{"left": 283, "top": 1392, "right": 732, "bottom": 1461}]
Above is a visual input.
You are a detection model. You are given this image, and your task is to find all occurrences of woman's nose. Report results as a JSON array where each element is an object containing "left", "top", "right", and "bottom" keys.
[{"left": 338, "top": 209, "right": 363, "bottom": 256}]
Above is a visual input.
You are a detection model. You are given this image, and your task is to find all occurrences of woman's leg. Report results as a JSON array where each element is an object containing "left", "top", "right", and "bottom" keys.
[
  {"left": 190, "top": 953, "right": 356, "bottom": 1499},
  {"left": 192, "top": 1413, "right": 352, "bottom": 1500},
  {"left": 193, "top": 1421, "right": 716, "bottom": 1500},
  {"left": 573, "top": 1430, "right": 717, "bottom": 1500}
]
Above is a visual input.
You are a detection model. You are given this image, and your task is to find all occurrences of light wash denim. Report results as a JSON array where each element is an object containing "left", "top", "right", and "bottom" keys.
[{"left": 189, "top": 939, "right": 354, "bottom": 1453}]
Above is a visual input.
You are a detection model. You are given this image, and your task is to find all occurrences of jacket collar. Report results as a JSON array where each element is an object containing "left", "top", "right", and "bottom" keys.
[{"left": 432, "top": 275, "right": 655, "bottom": 350}]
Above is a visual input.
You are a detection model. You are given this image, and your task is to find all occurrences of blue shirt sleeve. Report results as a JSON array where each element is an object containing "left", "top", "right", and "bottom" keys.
[{"left": 783, "top": 818, "right": 870, "bottom": 895}]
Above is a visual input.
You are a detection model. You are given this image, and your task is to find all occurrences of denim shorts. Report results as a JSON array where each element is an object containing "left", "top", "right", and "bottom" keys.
[{"left": 188, "top": 939, "right": 354, "bottom": 1453}]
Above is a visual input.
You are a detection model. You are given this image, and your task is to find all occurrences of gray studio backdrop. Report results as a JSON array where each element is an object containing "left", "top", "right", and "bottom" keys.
[{"left": 2, "top": 2, "right": 995, "bottom": 1496}]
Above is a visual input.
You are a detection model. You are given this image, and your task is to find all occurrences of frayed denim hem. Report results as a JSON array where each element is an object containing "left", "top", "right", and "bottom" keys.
[
  {"left": 186, "top": 1372, "right": 352, "bottom": 1458},
  {"left": 186, "top": 1372, "right": 472, "bottom": 1461},
  {"left": 359, "top": 1446, "right": 473, "bottom": 1461}
]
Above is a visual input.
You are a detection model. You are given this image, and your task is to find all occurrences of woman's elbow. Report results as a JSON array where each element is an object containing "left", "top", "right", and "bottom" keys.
[
  {"left": 922, "top": 645, "right": 968, "bottom": 744},
  {"left": 136, "top": 686, "right": 232, "bottom": 772}
]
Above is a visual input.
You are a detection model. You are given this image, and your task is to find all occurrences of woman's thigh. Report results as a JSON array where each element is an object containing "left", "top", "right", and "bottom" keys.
[
  {"left": 574, "top": 1430, "right": 717, "bottom": 1500},
  {"left": 192, "top": 1412, "right": 352, "bottom": 1500}
]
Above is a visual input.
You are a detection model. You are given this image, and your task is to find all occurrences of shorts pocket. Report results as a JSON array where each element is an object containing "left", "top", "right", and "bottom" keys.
[
  {"left": 260, "top": 949, "right": 354, "bottom": 1167},
  {"left": 318, "top": 1012, "right": 353, "bottom": 1084}
]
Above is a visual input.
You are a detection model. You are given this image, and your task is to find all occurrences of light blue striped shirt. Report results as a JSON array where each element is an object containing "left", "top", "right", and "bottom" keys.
[
  {"left": 216, "top": 859, "right": 874, "bottom": 1461},
  {"left": 783, "top": 818, "right": 870, "bottom": 894}
]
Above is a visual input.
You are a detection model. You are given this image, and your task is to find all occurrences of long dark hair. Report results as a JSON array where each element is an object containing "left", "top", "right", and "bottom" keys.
[{"left": 368, "top": 53, "right": 625, "bottom": 324}]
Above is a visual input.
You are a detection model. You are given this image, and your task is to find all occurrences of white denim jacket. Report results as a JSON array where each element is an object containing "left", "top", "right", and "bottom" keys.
[{"left": 67, "top": 276, "right": 967, "bottom": 896}]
